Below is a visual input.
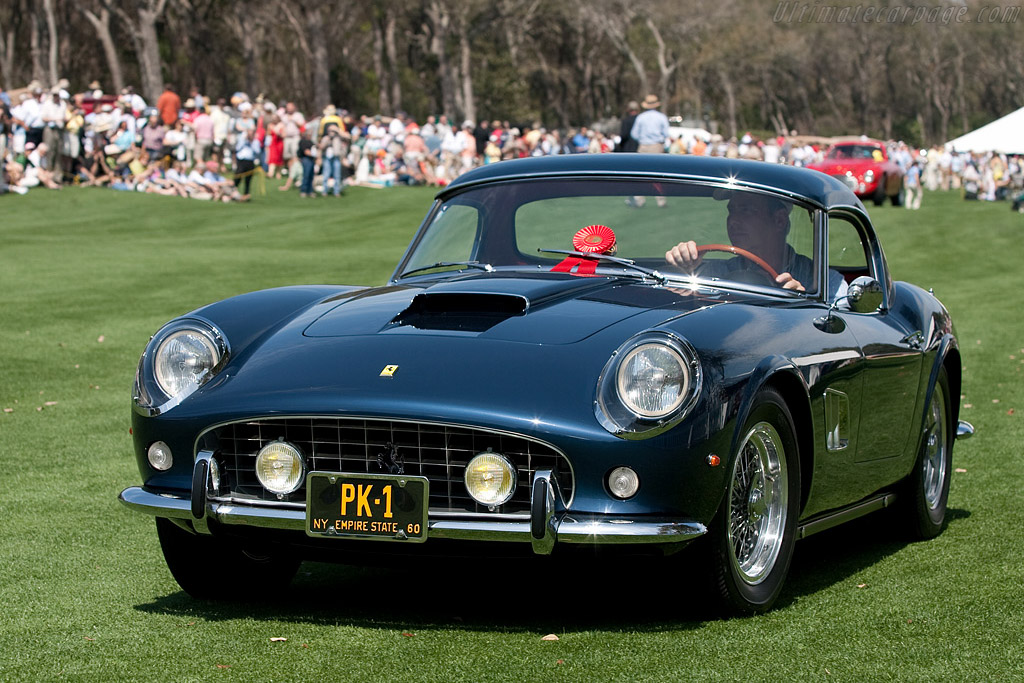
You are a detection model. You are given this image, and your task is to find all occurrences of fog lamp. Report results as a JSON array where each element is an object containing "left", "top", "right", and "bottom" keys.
[
  {"left": 147, "top": 441, "right": 172, "bottom": 471},
  {"left": 464, "top": 452, "right": 517, "bottom": 507},
  {"left": 608, "top": 466, "right": 640, "bottom": 499},
  {"left": 255, "top": 441, "right": 305, "bottom": 495}
]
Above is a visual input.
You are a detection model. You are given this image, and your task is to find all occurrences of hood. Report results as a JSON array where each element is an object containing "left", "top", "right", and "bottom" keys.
[{"left": 302, "top": 271, "right": 736, "bottom": 345}]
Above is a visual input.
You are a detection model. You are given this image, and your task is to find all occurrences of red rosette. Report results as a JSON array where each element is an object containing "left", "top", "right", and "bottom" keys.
[{"left": 572, "top": 225, "right": 616, "bottom": 254}]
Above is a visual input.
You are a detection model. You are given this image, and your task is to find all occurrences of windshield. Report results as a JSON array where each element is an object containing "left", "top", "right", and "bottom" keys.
[
  {"left": 827, "top": 144, "right": 883, "bottom": 161},
  {"left": 398, "top": 179, "right": 822, "bottom": 296}
]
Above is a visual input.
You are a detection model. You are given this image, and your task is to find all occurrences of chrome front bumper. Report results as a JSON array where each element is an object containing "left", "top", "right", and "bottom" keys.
[{"left": 120, "top": 466, "right": 706, "bottom": 555}]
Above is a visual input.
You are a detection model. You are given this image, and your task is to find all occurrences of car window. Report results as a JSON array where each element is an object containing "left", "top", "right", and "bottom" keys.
[{"left": 828, "top": 214, "right": 871, "bottom": 277}]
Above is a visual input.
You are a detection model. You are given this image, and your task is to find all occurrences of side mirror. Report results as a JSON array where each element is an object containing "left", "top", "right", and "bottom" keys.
[{"left": 845, "top": 276, "right": 883, "bottom": 313}]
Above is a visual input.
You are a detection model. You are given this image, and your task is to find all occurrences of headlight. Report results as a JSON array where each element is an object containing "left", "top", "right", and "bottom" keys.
[
  {"left": 596, "top": 332, "right": 701, "bottom": 438},
  {"left": 863, "top": 170, "right": 875, "bottom": 183},
  {"left": 134, "top": 319, "right": 228, "bottom": 412},
  {"left": 154, "top": 329, "right": 220, "bottom": 399},
  {"left": 255, "top": 441, "right": 306, "bottom": 495},
  {"left": 464, "top": 452, "right": 517, "bottom": 507},
  {"left": 616, "top": 343, "right": 688, "bottom": 418}
]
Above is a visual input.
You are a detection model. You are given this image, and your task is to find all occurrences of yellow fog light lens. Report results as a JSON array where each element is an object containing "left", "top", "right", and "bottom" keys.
[
  {"left": 255, "top": 441, "right": 305, "bottom": 495},
  {"left": 608, "top": 466, "right": 640, "bottom": 499},
  {"left": 464, "top": 452, "right": 517, "bottom": 507}
]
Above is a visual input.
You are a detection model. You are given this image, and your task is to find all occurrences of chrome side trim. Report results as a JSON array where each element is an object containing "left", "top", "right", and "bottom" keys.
[
  {"left": 555, "top": 516, "right": 707, "bottom": 543},
  {"left": 956, "top": 420, "right": 974, "bottom": 441},
  {"left": 119, "top": 486, "right": 707, "bottom": 548},
  {"left": 797, "top": 492, "right": 896, "bottom": 539}
]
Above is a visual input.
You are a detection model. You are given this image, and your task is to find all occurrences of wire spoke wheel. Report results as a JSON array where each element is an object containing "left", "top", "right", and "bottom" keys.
[
  {"left": 922, "top": 381, "right": 948, "bottom": 510},
  {"left": 727, "top": 421, "right": 789, "bottom": 585},
  {"left": 900, "top": 367, "right": 953, "bottom": 540}
]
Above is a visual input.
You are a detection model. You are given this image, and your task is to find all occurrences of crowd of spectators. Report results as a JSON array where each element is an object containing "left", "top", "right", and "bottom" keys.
[{"left": 2, "top": 81, "right": 1022, "bottom": 207}]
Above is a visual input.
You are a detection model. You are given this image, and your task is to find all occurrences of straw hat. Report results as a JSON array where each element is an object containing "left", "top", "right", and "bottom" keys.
[{"left": 641, "top": 94, "right": 661, "bottom": 109}]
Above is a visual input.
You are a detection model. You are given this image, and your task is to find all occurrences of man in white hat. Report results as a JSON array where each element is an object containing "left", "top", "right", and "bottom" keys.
[
  {"left": 628, "top": 94, "right": 670, "bottom": 207},
  {"left": 630, "top": 94, "right": 669, "bottom": 154}
]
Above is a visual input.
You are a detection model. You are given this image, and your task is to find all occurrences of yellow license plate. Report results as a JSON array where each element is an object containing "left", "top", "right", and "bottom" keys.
[{"left": 305, "top": 472, "right": 428, "bottom": 542}]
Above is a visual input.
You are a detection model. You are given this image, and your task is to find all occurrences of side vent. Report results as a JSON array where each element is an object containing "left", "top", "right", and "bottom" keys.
[{"left": 824, "top": 388, "right": 850, "bottom": 451}]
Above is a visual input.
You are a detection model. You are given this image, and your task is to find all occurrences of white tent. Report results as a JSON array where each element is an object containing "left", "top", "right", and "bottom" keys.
[{"left": 944, "top": 106, "right": 1024, "bottom": 154}]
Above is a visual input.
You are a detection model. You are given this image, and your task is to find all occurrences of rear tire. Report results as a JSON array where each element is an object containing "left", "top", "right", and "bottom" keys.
[
  {"left": 707, "top": 388, "right": 800, "bottom": 615},
  {"left": 901, "top": 368, "right": 953, "bottom": 540},
  {"left": 156, "top": 518, "right": 301, "bottom": 599}
]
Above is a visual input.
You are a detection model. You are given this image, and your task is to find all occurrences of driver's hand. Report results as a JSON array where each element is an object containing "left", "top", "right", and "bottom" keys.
[
  {"left": 776, "top": 272, "right": 805, "bottom": 291},
  {"left": 666, "top": 240, "right": 702, "bottom": 272}
]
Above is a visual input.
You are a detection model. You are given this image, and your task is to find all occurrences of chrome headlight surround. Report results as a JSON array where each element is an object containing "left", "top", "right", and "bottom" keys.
[
  {"left": 595, "top": 332, "right": 702, "bottom": 439},
  {"left": 133, "top": 318, "right": 229, "bottom": 414}
]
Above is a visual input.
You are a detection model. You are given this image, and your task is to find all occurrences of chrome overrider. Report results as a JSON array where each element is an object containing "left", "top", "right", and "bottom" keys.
[{"left": 119, "top": 452, "right": 707, "bottom": 555}]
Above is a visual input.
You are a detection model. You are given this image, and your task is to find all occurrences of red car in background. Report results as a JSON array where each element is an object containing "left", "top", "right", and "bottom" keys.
[{"left": 808, "top": 139, "right": 904, "bottom": 206}]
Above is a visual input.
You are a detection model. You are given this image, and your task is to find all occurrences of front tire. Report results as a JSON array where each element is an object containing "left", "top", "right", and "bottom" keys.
[
  {"left": 156, "top": 518, "right": 301, "bottom": 599},
  {"left": 708, "top": 388, "right": 800, "bottom": 615},
  {"left": 891, "top": 185, "right": 905, "bottom": 206},
  {"left": 902, "top": 368, "right": 953, "bottom": 539},
  {"left": 872, "top": 180, "right": 887, "bottom": 206}
]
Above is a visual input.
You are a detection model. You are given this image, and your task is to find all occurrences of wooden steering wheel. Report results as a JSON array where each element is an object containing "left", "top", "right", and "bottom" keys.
[{"left": 695, "top": 244, "right": 780, "bottom": 281}]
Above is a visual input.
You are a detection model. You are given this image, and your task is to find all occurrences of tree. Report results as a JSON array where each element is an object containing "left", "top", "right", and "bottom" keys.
[
  {"left": 78, "top": 1, "right": 124, "bottom": 93},
  {"left": 110, "top": 0, "right": 173, "bottom": 102}
]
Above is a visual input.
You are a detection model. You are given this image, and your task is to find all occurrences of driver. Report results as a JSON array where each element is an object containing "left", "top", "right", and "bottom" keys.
[{"left": 665, "top": 192, "right": 847, "bottom": 301}]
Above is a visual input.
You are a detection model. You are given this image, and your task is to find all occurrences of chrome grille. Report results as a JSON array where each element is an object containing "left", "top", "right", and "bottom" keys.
[{"left": 204, "top": 418, "right": 573, "bottom": 515}]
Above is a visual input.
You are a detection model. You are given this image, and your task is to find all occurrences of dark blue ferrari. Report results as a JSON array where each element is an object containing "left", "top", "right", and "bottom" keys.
[{"left": 121, "top": 155, "right": 972, "bottom": 614}]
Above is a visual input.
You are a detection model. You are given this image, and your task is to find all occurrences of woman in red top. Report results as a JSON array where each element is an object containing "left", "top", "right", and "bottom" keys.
[{"left": 266, "top": 115, "right": 285, "bottom": 178}]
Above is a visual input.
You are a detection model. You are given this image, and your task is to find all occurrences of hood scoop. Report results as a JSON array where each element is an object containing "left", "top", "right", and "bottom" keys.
[{"left": 392, "top": 292, "right": 528, "bottom": 332}]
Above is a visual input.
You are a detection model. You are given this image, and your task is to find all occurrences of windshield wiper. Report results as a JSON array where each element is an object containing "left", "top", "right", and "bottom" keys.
[
  {"left": 537, "top": 249, "right": 666, "bottom": 284},
  {"left": 399, "top": 261, "right": 495, "bottom": 279}
]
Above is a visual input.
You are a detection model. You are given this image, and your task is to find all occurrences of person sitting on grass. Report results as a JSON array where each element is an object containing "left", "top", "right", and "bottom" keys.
[
  {"left": 79, "top": 144, "right": 114, "bottom": 187},
  {"left": 25, "top": 142, "right": 62, "bottom": 189},
  {"left": 199, "top": 160, "right": 246, "bottom": 202}
]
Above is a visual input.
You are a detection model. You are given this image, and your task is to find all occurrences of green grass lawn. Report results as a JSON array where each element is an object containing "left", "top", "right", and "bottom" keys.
[{"left": 1, "top": 182, "right": 1022, "bottom": 681}]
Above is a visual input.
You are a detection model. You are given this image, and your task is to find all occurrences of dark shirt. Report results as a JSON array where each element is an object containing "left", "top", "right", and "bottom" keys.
[
  {"left": 473, "top": 126, "right": 490, "bottom": 155},
  {"left": 618, "top": 113, "right": 638, "bottom": 152},
  {"left": 298, "top": 138, "right": 314, "bottom": 158}
]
